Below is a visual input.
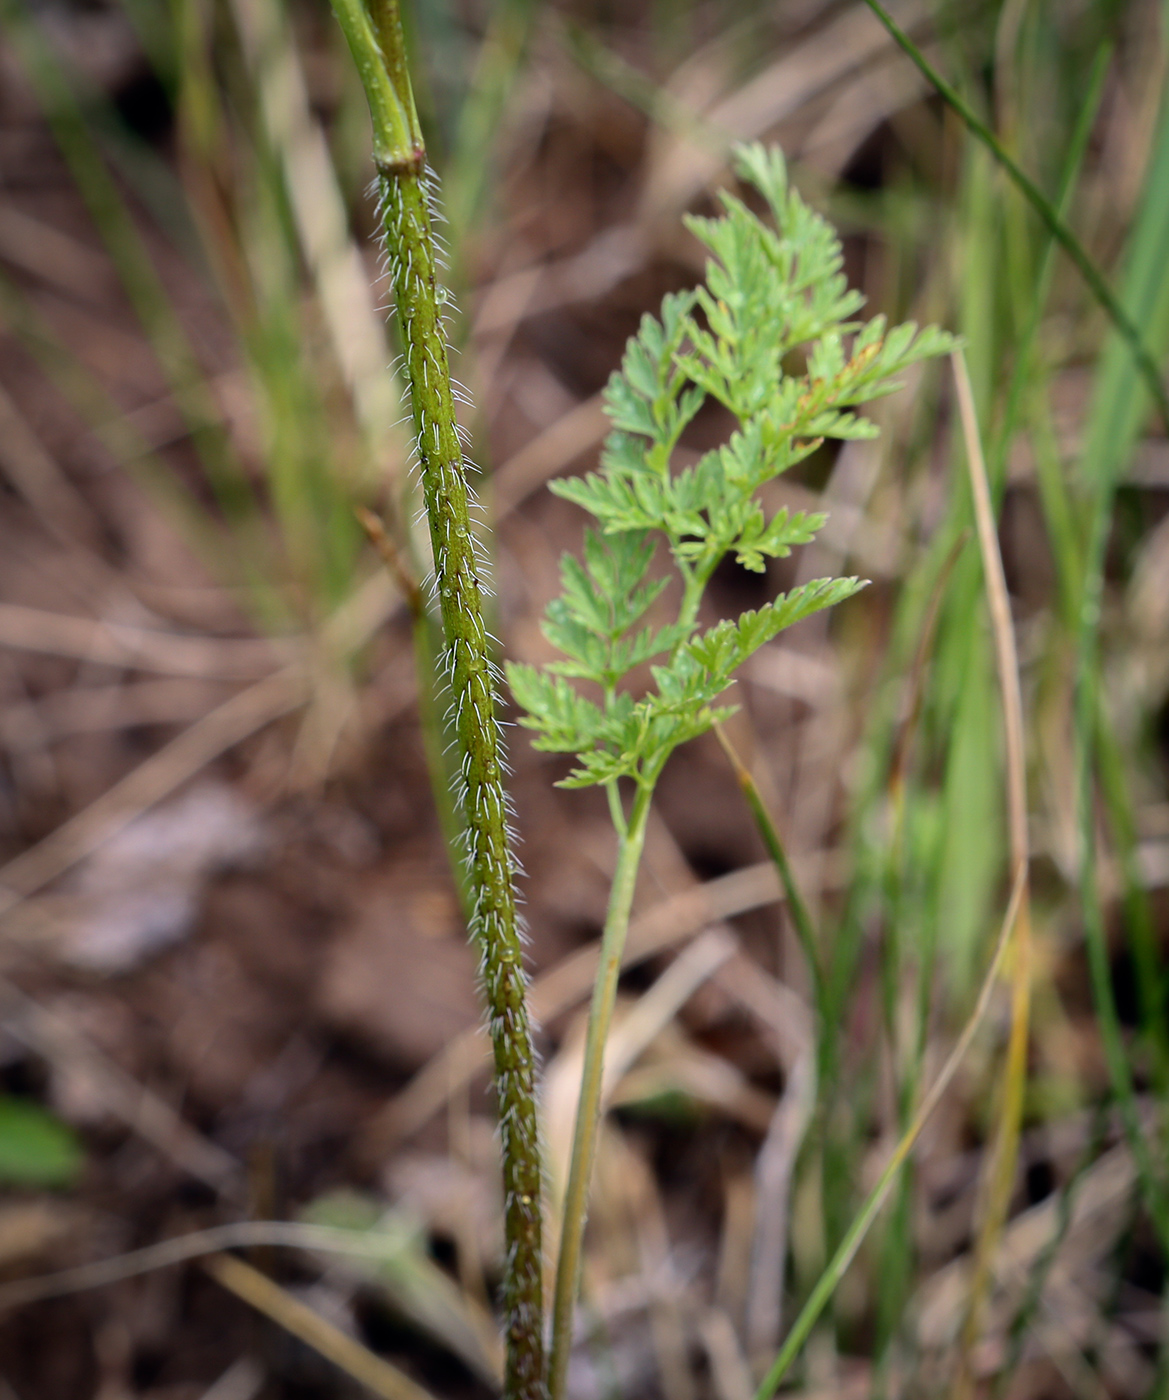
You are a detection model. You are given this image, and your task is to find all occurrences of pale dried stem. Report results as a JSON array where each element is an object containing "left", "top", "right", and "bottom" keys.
[{"left": 950, "top": 347, "right": 1032, "bottom": 1398}]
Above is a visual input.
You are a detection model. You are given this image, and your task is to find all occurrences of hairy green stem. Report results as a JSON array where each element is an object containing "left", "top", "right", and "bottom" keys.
[
  {"left": 549, "top": 781, "right": 654, "bottom": 1399},
  {"left": 329, "top": 4, "right": 544, "bottom": 1395},
  {"left": 378, "top": 135, "right": 547, "bottom": 1400}
]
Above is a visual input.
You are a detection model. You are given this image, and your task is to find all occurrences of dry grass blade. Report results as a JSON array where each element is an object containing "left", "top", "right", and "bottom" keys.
[
  {"left": 0, "top": 380, "right": 102, "bottom": 547},
  {"left": 700, "top": 1309, "right": 755, "bottom": 1400},
  {"left": 0, "top": 205, "right": 112, "bottom": 302},
  {"left": 195, "top": 1357, "right": 265, "bottom": 1400},
  {"left": 950, "top": 359, "right": 1029, "bottom": 910},
  {"left": 747, "top": 1040, "right": 815, "bottom": 1364},
  {"left": 917, "top": 1139, "right": 1139, "bottom": 1351},
  {"left": 0, "top": 1212, "right": 501, "bottom": 1387},
  {"left": 596, "top": 927, "right": 738, "bottom": 1101},
  {"left": 605, "top": 1127, "right": 698, "bottom": 1400},
  {"left": 204, "top": 1253, "right": 438, "bottom": 1400},
  {"left": 705, "top": 949, "right": 815, "bottom": 1361},
  {"left": 0, "top": 567, "right": 406, "bottom": 913},
  {"left": 639, "top": 0, "right": 929, "bottom": 223},
  {"left": 0, "top": 679, "right": 229, "bottom": 750},
  {"left": 950, "top": 349, "right": 1033, "bottom": 1398}
]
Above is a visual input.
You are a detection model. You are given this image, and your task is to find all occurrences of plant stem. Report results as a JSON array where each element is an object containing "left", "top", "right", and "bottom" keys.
[
  {"left": 380, "top": 139, "right": 547, "bottom": 1400},
  {"left": 548, "top": 780, "right": 654, "bottom": 1400},
  {"left": 951, "top": 350, "right": 1033, "bottom": 1398},
  {"left": 330, "top": 4, "right": 544, "bottom": 1395}
]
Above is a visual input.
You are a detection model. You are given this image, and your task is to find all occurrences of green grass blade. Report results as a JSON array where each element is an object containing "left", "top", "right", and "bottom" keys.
[
  {"left": 714, "top": 724, "right": 826, "bottom": 1020},
  {"left": 861, "top": 0, "right": 1169, "bottom": 431},
  {"left": 1072, "top": 37, "right": 1169, "bottom": 1249},
  {"left": 754, "top": 867, "right": 1027, "bottom": 1400}
]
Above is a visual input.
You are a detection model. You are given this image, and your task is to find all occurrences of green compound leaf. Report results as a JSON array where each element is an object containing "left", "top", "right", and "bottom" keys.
[
  {"left": 514, "top": 141, "right": 953, "bottom": 792},
  {"left": 539, "top": 531, "right": 681, "bottom": 687},
  {"left": 0, "top": 1096, "right": 84, "bottom": 1188}
]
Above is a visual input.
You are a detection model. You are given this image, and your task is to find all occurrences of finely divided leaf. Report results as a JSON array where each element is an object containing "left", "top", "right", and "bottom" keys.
[
  {"left": 506, "top": 664, "right": 606, "bottom": 753},
  {"left": 687, "top": 577, "right": 869, "bottom": 682},
  {"left": 513, "top": 140, "right": 952, "bottom": 792},
  {"left": 732, "top": 507, "right": 828, "bottom": 573}
]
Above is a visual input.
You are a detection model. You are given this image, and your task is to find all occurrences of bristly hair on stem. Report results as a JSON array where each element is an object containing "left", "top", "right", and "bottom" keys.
[
  {"left": 509, "top": 142, "right": 957, "bottom": 1396},
  {"left": 327, "top": 4, "right": 545, "bottom": 1398}
]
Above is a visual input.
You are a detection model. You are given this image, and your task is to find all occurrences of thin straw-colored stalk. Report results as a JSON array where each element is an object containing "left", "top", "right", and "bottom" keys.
[
  {"left": 754, "top": 863, "right": 1029, "bottom": 1400},
  {"left": 548, "top": 780, "right": 654, "bottom": 1400},
  {"left": 3, "top": 1225, "right": 440, "bottom": 1400},
  {"left": 329, "top": 4, "right": 544, "bottom": 1395},
  {"left": 950, "top": 349, "right": 1032, "bottom": 1398},
  {"left": 229, "top": 0, "right": 399, "bottom": 451},
  {"left": 861, "top": 0, "right": 1169, "bottom": 432}
]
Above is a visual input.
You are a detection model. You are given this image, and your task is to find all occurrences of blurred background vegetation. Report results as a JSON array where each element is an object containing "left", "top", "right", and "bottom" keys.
[{"left": 0, "top": 0, "right": 1167, "bottom": 1397}]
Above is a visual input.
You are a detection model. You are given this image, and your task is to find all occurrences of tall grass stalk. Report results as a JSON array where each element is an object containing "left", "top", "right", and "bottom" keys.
[
  {"left": 328, "top": 3, "right": 544, "bottom": 1394},
  {"left": 871, "top": 527, "right": 968, "bottom": 1385}
]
